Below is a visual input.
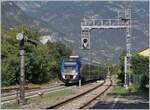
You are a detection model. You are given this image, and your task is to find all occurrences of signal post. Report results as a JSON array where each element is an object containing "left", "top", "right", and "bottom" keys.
[{"left": 16, "top": 32, "right": 40, "bottom": 105}]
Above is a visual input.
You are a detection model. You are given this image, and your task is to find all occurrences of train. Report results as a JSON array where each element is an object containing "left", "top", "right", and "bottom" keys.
[{"left": 59, "top": 55, "right": 106, "bottom": 84}]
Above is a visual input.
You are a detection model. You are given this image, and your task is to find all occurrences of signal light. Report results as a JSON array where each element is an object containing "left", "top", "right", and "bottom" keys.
[{"left": 82, "top": 37, "right": 90, "bottom": 49}]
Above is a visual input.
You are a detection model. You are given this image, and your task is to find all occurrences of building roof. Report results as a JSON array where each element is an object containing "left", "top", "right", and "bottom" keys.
[{"left": 138, "top": 48, "right": 149, "bottom": 57}]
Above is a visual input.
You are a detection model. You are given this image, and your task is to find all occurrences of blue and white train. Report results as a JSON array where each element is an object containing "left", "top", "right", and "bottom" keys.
[
  {"left": 60, "top": 56, "right": 81, "bottom": 84},
  {"left": 59, "top": 56, "right": 106, "bottom": 84}
]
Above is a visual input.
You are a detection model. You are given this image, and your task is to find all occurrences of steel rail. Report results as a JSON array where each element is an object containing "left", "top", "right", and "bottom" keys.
[
  {"left": 79, "top": 79, "right": 112, "bottom": 109},
  {"left": 1, "top": 84, "right": 65, "bottom": 103},
  {"left": 46, "top": 80, "right": 106, "bottom": 109},
  {"left": 2, "top": 83, "right": 63, "bottom": 97}
]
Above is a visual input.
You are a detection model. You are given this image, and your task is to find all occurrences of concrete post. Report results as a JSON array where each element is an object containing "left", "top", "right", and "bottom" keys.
[
  {"left": 124, "top": 56, "right": 128, "bottom": 89},
  {"left": 79, "top": 80, "right": 81, "bottom": 88}
]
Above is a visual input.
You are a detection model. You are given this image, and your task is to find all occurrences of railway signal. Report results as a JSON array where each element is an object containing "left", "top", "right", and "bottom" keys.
[
  {"left": 16, "top": 33, "right": 26, "bottom": 105},
  {"left": 82, "top": 37, "right": 90, "bottom": 49},
  {"left": 16, "top": 32, "right": 40, "bottom": 105},
  {"left": 16, "top": 33, "right": 24, "bottom": 41}
]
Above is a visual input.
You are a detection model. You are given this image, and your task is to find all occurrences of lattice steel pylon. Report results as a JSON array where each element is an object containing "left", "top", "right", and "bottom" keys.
[{"left": 81, "top": 9, "right": 132, "bottom": 89}]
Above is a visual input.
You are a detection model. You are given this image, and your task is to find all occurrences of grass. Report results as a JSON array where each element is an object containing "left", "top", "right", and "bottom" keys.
[
  {"left": 111, "top": 76, "right": 140, "bottom": 95},
  {"left": 128, "top": 84, "right": 140, "bottom": 92},
  {"left": 28, "top": 87, "right": 72, "bottom": 105},
  {"left": 2, "top": 87, "right": 73, "bottom": 109},
  {"left": 112, "top": 85, "right": 128, "bottom": 94},
  {"left": 112, "top": 83, "right": 140, "bottom": 95},
  {"left": 111, "top": 81, "right": 144, "bottom": 96}
]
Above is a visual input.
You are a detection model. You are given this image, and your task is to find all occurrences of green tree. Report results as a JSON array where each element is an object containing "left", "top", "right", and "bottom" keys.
[
  {"left": 117, "top": 51, "right": 126, "bottom": 83},
  {"left": 2, "top": 26, "right": 72, "bottom": 86},
  {"left": 131, "top": 54, "right": 149, "bottom": 89},
  {"left": 131, "top": 54, "right": 149, "bottom": 75},
  {"left": 2, "top": 29, "right": 20, "bottom": 86},
  {"left": 117, "top": 51, "right": 149, "bottom": 90}
]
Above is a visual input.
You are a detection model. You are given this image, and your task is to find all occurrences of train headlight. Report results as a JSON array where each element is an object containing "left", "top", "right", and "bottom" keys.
[
  {"left": 73, "top": 75, "right": 76, "bottom": 79},
  {"left": 62, "top": 75, "right": 65, "bottom": 79}
]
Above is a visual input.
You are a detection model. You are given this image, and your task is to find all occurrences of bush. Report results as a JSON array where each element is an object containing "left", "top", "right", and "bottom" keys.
[
  {"left": 131, "top": 54, "right": 149, "bottom": 75},
  {"left": 141, "top": 75, "right": 149, "bottom": 90},
  {"left": 128, "top": 84, "right": 140, "bottom": 92},
  {"left": 131, "top": 54, "right": 149, "bottom": 90},
  {"left": 118, "top": 51, "right": 149, "bottom": 91},
  {"left": 117, "top": 51, "right": 126, "bottom": 83},
  {"left": 117, "top": 72, "right": 124, "bottom": 83}
]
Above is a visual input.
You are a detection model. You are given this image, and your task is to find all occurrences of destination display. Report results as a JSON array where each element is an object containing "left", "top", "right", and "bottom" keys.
[{"left": 64, "top": 62, "right": 76, "bottom": 66}]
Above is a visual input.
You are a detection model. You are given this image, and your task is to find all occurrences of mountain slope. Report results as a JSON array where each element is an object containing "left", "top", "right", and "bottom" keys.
[
  {"left": 2, "top": 1, "right": 67, "bottom": 36},
  {"left": 2, "top": 1, "right": 149, "bottom": 63}
]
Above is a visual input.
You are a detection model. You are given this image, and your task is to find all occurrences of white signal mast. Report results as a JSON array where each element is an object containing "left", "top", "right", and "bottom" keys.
[{"left": 81, "top": 9, "right": 132, "bottom": 89}]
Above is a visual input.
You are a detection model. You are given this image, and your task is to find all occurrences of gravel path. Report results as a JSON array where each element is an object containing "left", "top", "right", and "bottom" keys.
[{"left": 89, "top": 77, "right": 149, "bottom": 109}]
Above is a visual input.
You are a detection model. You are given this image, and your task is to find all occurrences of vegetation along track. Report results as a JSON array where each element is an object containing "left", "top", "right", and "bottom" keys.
[{"left": 46, "top": 78, "right": 112, "bottom": 109}]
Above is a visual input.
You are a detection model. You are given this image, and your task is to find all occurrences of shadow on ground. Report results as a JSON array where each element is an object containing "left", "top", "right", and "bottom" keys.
[
  {"left": 90, "top": 90, "right": 149, "bottom": 109},
  {"left": 90, "top": 101, "right": 149, "bottom": 109}
]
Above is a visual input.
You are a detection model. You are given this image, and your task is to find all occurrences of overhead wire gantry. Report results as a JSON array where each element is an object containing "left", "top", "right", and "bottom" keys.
[{"left": 81, "top": 9, "right": 132, "bottom": 88}]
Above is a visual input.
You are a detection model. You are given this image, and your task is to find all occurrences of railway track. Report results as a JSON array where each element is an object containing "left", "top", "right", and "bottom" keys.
[
  {"left": 45, "top": 78, "right": 112, "bottom": 109},
  {"left": 1, "top": 80, "right": 103, "bottom": 105},
  {"left": 1, "top": 83, "right": 66, "bottom": 104}
]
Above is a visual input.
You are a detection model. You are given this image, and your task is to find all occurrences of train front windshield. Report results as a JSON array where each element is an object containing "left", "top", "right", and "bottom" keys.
[
  {"left": 64, "top": 66, "right": 76, "bottom": 73},
  {"left": 63, "top": 61, "right": 76, "bottom": 73}
]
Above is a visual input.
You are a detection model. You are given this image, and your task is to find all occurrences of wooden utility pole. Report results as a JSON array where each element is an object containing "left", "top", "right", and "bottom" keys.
[
  {"left": 19, "top": 34, "right": 25, "bottom": 105},
  {"left": 20, "top": 49, "right": 25, "bottom": 104}
]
